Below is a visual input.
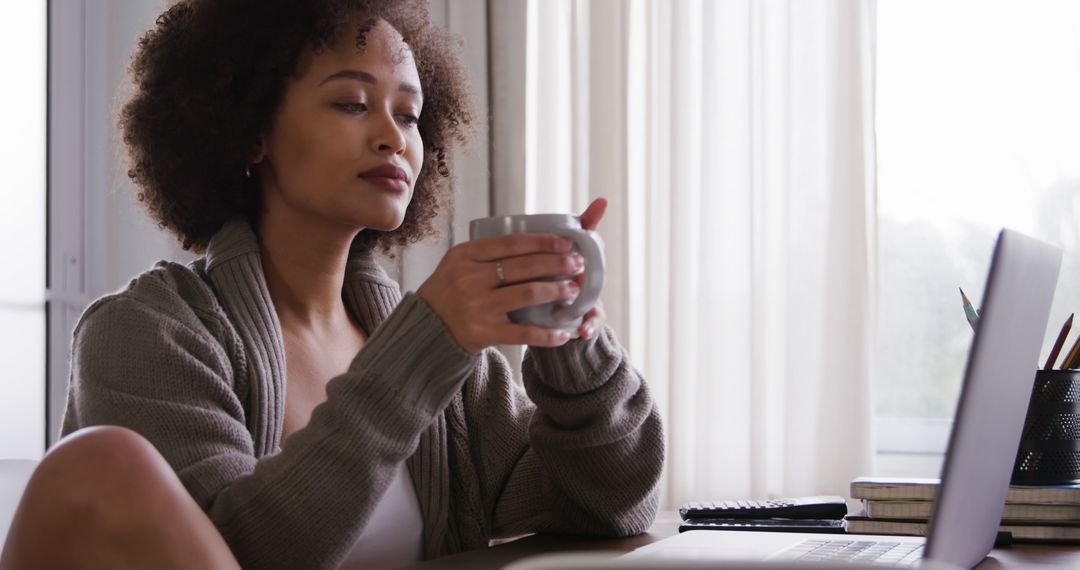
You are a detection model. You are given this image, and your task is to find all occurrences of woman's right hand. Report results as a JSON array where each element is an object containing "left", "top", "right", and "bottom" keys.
[{"left": 416, "top": 233, "right": 585, "bottom": 354}]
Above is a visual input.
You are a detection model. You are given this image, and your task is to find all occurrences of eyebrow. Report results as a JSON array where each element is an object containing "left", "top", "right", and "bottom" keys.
[{"left": 319, "top": 69, "right": 422, "bottom": 96}]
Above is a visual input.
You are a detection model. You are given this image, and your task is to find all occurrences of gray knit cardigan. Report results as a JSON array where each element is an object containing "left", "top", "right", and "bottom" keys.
[{"left": 60, "top": 220, "right": 664, "bottom": 569}]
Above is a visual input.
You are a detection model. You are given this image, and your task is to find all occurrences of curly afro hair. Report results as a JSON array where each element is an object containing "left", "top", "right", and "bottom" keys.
[{"left": 121, "top": 0, "right": 473, "bottom": 253}]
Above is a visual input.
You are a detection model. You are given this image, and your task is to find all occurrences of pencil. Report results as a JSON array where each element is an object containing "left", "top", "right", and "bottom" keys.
[
  {"left": 1044, "top": 314, "right": 1074, "bottom": 370},
  {"left": 959, "top": 288, "right": 980, "bottom": 332},
  {"left": 1062, "top": 333, "right": 1080, "bottom": 370}
]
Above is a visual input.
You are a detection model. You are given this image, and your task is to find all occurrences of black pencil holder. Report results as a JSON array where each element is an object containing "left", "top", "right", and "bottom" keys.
[{"left": 1011, "top": 369, "right": 1080, "bottom": 485}]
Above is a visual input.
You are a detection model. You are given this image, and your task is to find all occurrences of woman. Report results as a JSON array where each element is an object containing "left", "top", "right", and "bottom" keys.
[{"left": 0, "top": 1, "right": 663, "bottom": 568}]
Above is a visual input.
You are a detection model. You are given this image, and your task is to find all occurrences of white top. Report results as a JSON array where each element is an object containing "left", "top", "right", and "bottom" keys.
[{"left": 339, "top": 466, "right": 425, "bottom": 569}]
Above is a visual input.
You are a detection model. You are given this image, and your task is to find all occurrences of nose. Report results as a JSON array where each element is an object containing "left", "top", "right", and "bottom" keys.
[{"left": 369, "top": 108, "right": 407, "bottom": 156}]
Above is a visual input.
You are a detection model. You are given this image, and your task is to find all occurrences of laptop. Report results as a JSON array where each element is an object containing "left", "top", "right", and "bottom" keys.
[{"left": 624, "top": 229, "right": 1063, "bottom": 569}]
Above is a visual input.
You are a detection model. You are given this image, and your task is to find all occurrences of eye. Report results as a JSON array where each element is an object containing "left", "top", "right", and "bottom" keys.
[
  {"left": 398, "top": 114, "right": 420, "bottom": 128},
  {"left": 335, "top": 102, "right": 368, "bottom": 114}
]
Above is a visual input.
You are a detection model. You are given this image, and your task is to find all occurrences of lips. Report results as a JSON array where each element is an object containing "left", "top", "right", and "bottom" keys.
[{"left": 358, "top": 164, "right": 410, "bottom": 192}]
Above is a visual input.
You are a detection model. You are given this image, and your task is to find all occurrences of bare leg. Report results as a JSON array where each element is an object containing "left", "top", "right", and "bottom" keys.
[{"left": 0, "top": 426, "right": 240, "bottom": 570}]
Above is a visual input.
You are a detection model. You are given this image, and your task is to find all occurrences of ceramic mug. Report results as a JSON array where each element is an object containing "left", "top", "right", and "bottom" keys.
[{"left": 469, "top": 213, "right": 605, "bottom": 336}]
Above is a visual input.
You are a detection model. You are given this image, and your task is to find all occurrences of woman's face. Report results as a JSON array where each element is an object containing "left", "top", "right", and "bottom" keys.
[{"left": 256, "top": 17, "right": 424, "bottom": 233}]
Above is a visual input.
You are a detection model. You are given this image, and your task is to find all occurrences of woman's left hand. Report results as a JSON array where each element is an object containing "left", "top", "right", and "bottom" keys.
[{"left": 576, "top": 198, "right": 608, "bottom": 341}]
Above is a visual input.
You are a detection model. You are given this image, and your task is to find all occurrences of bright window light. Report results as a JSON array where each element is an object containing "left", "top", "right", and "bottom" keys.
[
  {"left": 0, "top": 0, "right": 46, "bottom": 458},
  {"left": 876, "top": 0, "right": 1080, "bottom": 451}
]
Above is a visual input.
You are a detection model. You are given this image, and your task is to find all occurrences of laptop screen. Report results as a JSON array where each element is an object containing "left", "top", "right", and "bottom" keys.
[{"left": 924, "top": 229, "right": 1061, "bottom": 568}]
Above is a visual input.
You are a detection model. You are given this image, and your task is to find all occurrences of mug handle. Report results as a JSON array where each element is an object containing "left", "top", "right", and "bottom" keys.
[{"left": 549, "top": 225, "right": 605, "bottom": 321}]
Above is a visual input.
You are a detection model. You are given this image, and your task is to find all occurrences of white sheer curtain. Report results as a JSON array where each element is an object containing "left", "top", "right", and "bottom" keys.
[
  {"left": 495, "top": 0, "right": 879, "bottom": 507},
  {"left": 652, "top": 0, "right": 879, "bottom": 506}
]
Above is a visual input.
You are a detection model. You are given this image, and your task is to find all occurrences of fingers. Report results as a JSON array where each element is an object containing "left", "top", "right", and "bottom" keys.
[
  {"left": 486, "top": 279, "right": 580, "bottom": 314},
  {"left": 466, "top": 233, "right": 574, "bottom": 262},
  {"left": 578, "top": 300, "right": 606, "bottom": 340},
  {"left": 496, "top": 252, "right": 584, "bottom": 286},
  {"left": 441, "top": 306, "right": 574, "bottom": 349},
  {"left": 437, "top": 241, "right": 580, "bottom": 292},
  {"left": 420, "top": 224, "right": 606, "bottom": 353},
  {"left": 494, "top": 322, "right": 575, "bottom": 347},
  {"left": 579, "top": 197, "right": 608, "bottom": 231}
]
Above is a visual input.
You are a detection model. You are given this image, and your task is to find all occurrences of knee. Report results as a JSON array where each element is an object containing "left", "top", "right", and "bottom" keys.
[
  {"left": 29, "top": 426, "right": 180, "bottom": 508},
  {"left": 4, "top": 429, "right": 227, "bottom": 570}
]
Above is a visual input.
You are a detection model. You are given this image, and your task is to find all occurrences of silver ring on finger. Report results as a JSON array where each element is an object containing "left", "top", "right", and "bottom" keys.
[{"left": 494, "top": 260, "right": 507, "bottom": 286}]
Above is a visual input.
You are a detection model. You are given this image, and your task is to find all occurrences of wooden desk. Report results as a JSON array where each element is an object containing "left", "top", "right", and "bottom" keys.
[{"left": 408, "top": 512, "right": 1080, "bottom": 569}]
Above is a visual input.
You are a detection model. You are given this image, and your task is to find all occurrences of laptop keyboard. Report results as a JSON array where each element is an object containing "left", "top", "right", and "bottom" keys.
[{"left": 776, "top": 539, "right": 924, "bottom": 566}]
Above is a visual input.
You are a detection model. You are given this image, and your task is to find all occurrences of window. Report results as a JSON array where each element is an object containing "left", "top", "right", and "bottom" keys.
[
  {"left": 0, "top": 0, "right": 46, "bottom": 459},
  {"left": 876, "top": 0, "right": 1080, "bottom": 475}
]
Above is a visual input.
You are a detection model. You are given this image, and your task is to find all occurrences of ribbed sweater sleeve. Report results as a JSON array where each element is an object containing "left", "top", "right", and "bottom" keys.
[
  {"left": 64, "top": 288, "right": 477, "bottom": 569},
  {"left": 469, "top": 327, "right": 664, "bottom": 539}
]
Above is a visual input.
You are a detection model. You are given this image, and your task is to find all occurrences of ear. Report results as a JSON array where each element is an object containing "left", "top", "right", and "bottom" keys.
[{"left": 251, "top": 136, "right": 267, "bottom": 165}]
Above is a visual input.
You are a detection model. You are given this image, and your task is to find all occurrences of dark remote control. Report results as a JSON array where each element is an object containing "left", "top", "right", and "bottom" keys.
[{"left": 679, "top": 495, "right": 848, "bottom": 520}]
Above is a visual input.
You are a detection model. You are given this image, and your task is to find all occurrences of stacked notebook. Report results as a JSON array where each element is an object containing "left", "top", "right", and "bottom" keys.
[{"left": 847, "top": 476, "right": 1080, "bottom": 543}]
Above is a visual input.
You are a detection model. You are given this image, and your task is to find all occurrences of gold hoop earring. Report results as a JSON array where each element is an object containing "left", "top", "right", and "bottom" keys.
[{"left": 245, "top": 164, "right": 252, "bottom": 178}]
